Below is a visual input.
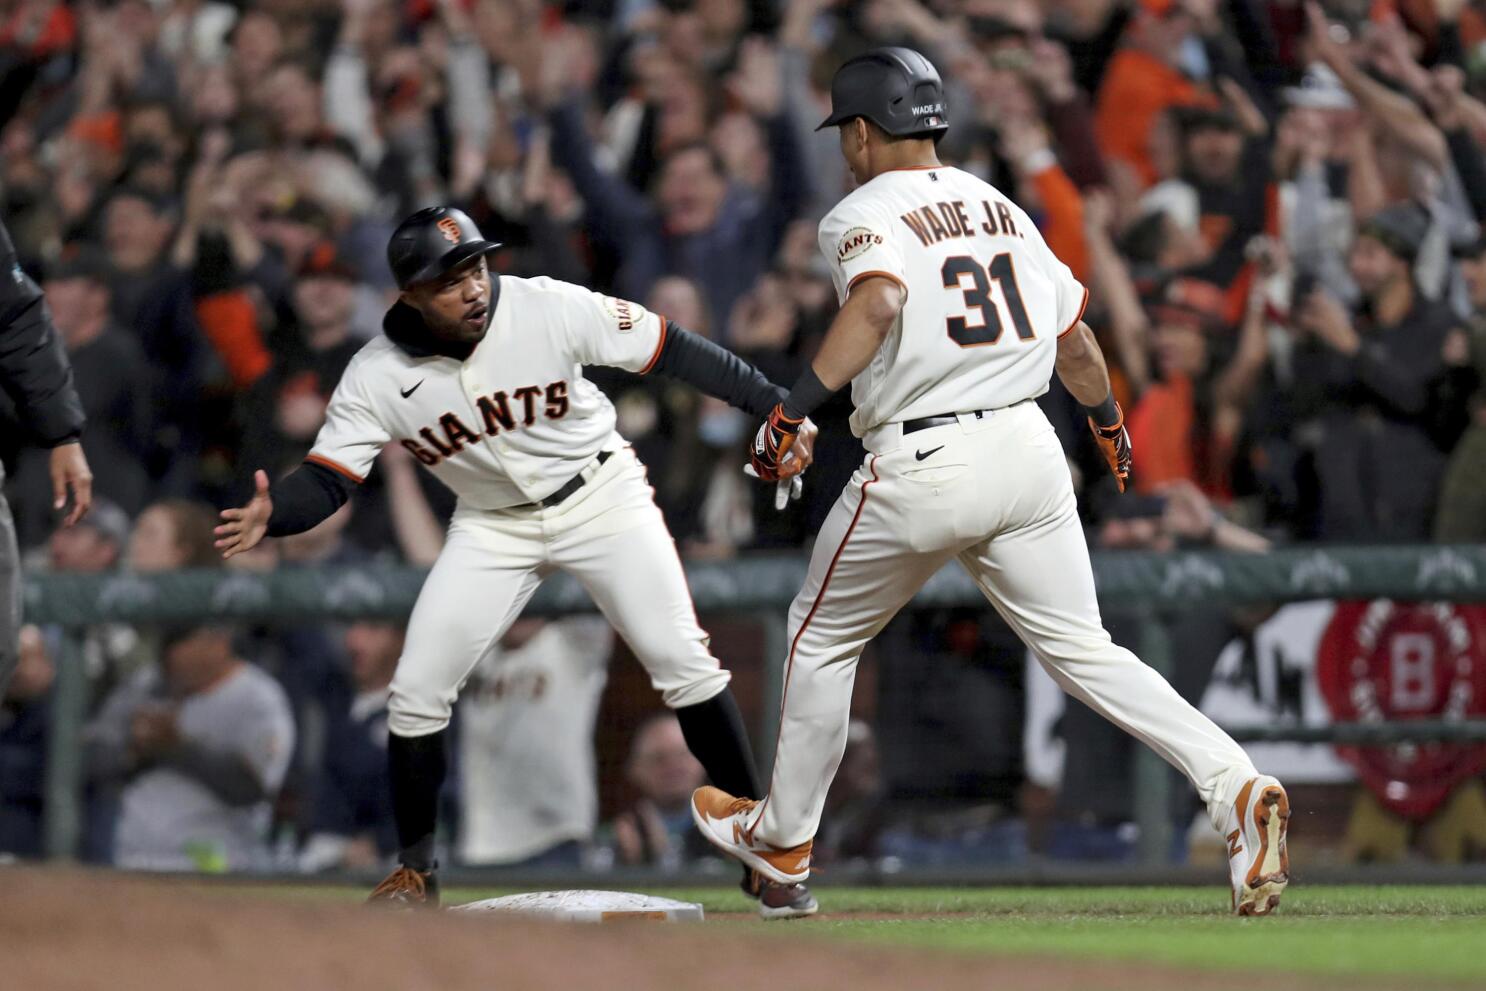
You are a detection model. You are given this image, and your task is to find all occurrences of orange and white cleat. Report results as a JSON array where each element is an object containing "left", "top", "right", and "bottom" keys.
[
  {"left": 1222, "top": 775, "right": 1291, "bottom": 916},
  {"left": 691, "top": 786, "right": 813, "bottom": 886}
]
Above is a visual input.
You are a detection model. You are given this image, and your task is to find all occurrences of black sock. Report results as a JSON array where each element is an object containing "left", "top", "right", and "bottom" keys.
[
  {"left": 387, "top": 729, "right": 447, "bottom": 872},
  {"left": 675, "top": 688, "right": 762, "bottom": 799}
]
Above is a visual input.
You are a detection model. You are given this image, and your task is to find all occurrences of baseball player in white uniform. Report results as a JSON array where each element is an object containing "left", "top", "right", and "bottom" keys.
[
  {"left": 216, "top": 206, "right": 818, "bottom": 917},
  {"left": 692, "top": 48, "right": 1291, "bottom": 916},
  {"left": 456, "top": 617, "right": 611, "bottom": 866}
]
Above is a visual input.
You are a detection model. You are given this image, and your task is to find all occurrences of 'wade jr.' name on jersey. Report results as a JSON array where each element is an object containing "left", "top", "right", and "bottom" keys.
[
  {"left": 817, "top": 166, "right": 1088, "bottom": 437},
  {"left": 899, "top": 196, "right": 1023, "bottom": 245},
  {"left": 306, "top": 277, "right": 666, "bottom": 509}
]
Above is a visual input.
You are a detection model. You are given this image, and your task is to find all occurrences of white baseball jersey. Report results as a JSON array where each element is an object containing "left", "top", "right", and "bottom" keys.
[
  {"left": 817, "top": 165, "right": 1089, "bottom": 437},
  {"left": 307, "top": 276, "right": 667, "bottom": 508},
  {"left": 456, "top": 618, "right": 611, "bottom": 864},
  {"left": 741, "top": 163, "right": 1263, "bottom": 879}
]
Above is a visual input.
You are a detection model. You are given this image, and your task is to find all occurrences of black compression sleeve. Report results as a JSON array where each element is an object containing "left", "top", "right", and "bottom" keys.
[
  {"left": 265, "top": 462, "right": 356, "bottom": 537},
  {"left": 1084, "top": 393, "right": 1121, "bottom": 427},
  {"left": 646, "top": 322, "right": 786, "bottom": 417},
  {"left": 782, "top": 367, "right": 836, "bottom": 420}
]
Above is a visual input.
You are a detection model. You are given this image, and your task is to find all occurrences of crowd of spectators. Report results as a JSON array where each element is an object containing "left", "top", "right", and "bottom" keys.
[
  {"left": 6, "top": 0, "right": 1486, "bottom": 868},
  {"left": 3, "top": 0, "right": 1482, "bottom": 554}
]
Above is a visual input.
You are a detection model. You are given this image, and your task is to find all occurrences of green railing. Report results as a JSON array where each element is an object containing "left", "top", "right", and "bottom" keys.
[
  {"left": 26, "top": 545, "right": 1486, "bottom": 863},
  {"left": 26, "top": 546, "right": 1486, "bottom": 623}
]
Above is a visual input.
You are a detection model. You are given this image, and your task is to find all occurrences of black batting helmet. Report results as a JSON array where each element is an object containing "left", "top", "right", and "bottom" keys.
[
  {"left": 387, "top": 206, "right": 502, "bottom": 290},
  {"left": 817, "top": 47, "right": 949, "bottom": 139}
]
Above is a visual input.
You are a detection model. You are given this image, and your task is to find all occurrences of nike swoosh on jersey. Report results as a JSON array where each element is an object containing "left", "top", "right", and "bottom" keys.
[
  {"left": 400, "top": 380, "right": 425, "bottom": 399},
  {"left": 915, "top": 446, "right": 944, "bottom": 461}
]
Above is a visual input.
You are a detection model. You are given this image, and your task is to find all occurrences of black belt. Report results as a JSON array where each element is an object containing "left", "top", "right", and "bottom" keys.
[
  {"left": 534, "top": 450, "right": 612, "bottom": 508},
  {"left": 902, "top": 409, "right": 992, "bottom": 436}
]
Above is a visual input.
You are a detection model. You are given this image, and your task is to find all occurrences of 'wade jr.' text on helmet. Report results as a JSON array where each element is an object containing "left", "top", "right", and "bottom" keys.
[{"left": 816, "top": 47, "right": 950, "bottom": 140}]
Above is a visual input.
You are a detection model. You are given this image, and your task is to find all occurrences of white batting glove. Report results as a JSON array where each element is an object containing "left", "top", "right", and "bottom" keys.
[{"left": 743, "top": 464, "right": 805, "bottom": 511}]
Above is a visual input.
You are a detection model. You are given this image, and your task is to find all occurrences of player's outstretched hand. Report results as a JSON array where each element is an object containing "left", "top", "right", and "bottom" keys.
[
  {"left": 50, "top": 441, "right": 93, "bottom": 527},
  {"left": 1087, "top": 405, "right": 1132, "bottom": 493},
  {"left": 215, "top": 470, "right": 273, "bottom": 559},
  {"left": 749, "top": 405, "right": 815, "bottom": 482}
]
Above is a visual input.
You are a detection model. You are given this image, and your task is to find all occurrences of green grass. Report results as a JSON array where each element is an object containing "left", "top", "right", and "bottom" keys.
[
  {"left": 610, "top": 884, "right": 1486, "bottom": 917},
  {"left": 447, "top": 884, "right": 1486, "bottom": 983},
  {"left": 238, "top": 882, "right": 1486, "bottom": 984}
]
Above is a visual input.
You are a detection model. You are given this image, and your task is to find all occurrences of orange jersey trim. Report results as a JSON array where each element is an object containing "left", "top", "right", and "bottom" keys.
[
  {"left": 1057, "top": 287, "right": 1091, "bottom": 340},
  {"left": 846, "top": 270, "right": 909, "bottom": 299},
  {"left": 639, "top": 311, "right": 669, "bottom": 375},
  {"left": 304, "top": 454, "right": 365, "bottom": 484}
]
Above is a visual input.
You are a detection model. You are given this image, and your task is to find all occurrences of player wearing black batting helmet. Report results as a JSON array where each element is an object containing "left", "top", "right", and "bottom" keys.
[
  {"left": 693, "top": 43, "right": 1291, "bottom": 921},
  {"left": 386, "top": 206, "right": 503, "bottom": 291},
  {"left": 816, "top": 46, "right": 949, "bottom": 140},
  {"left": 217, "top": 202, "right": 823, "bottom": 918}
]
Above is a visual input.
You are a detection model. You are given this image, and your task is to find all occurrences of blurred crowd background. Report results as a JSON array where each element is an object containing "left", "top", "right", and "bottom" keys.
[{"left": 4, "top": 0, "right": 1486, "bottom": 875}]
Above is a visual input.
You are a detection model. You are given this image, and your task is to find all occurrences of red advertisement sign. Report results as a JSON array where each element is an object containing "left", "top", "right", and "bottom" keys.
[{"left": 1317, "top": 601, "right": 1486, "bottom": 820}]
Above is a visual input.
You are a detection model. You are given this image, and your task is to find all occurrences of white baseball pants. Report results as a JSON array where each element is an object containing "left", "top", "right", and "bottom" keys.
[
  {"left": 752, "top": 401, "right": 1258, "bottom": 848},
  {"left": 388, "top": 447, "right": 730, "bottom": 738}
]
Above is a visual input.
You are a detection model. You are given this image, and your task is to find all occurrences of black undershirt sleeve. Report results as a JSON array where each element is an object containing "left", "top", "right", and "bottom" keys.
[
  {"left": 645, "top": 321, "right": 786, "bottom": 417},
  {"left": 265, "top": 462, "right": 356, "bottom": 537},
  {"left": 782, "top": 367, "right": 835, "bottom": 420}
]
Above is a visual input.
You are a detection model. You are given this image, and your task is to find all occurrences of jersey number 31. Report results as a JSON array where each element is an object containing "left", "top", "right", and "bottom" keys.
[{"left": 941, "top": 253, "right": 1034, "bottom": 348}]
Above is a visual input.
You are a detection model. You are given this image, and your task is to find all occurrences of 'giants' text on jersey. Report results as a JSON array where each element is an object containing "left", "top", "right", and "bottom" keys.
[
  {"left": 398, "top": 381, "right": 570, "bottom": 466},
  {"left": 305, "top": 278, "right": 666, "bottom": 508}
]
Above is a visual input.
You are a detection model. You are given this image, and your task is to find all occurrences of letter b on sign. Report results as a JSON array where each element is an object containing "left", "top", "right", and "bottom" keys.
[{"left": 1389, "top": 633, "right": 1435, "bottom": 712}]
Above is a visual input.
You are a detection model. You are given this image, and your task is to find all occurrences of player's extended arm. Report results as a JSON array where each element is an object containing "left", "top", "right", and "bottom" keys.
[
  {"left": 646, "top": 321, "right": 788, "bottom": 418},
  {"left": 749, "top": 275, "right": 904, "bottom": 480},
  {"left": 1056, "top": 321, "right": 1131, "bottom": 492},
  {"left": 645, "top": 319, "right": 820, "bottom": 484},
  {"left": 214, "top": 464, "right": 356, "bottom": 559}
]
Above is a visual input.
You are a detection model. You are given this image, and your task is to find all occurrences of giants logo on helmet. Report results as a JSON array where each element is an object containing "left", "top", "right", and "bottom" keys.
[{"left": 436, "top": 217, "right": 462, "bottom": 244}]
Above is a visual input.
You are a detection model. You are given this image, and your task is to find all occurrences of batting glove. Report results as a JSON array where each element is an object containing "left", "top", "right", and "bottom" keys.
[
  {"left": 749, "top": 403, "right": 804, "bottom": 482},
  {"left": 1087, "top": 403, "right": 1132, "bottom": 493}
]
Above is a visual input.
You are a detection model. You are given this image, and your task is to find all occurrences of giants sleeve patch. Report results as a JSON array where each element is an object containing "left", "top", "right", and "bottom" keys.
[
  {"left": 837, "top": 226, "right": 885, "bottom": 263},
  {"left": 600, "top": 295, "right": 646, "bottom": 333}
]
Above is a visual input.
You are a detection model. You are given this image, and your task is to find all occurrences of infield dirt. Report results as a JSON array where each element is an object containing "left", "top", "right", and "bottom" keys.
[{"left": 0, "top": 869, "right": 1432, "bottom": 990}]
